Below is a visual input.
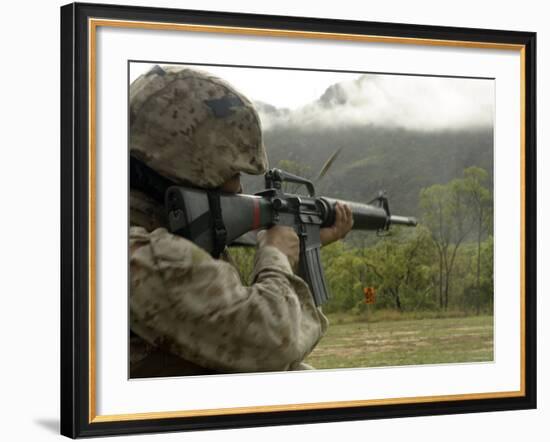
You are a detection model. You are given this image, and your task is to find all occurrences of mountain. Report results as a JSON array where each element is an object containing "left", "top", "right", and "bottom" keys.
[
  {"left": 242, "top": 75, "right": 493, "bottom": 218},
  {"left": 242, "top": 125, "right": 492, "bottom": 218}
]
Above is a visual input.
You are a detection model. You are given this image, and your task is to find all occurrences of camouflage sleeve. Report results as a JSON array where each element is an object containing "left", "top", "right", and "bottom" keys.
[{"left": 130, "top": 226, "right": 328, "bottom": 373}]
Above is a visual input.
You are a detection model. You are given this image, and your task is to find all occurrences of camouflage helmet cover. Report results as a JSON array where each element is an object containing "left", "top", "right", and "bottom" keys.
[{"left": 130, "top": 65, "right": 268, "bottom": 188}]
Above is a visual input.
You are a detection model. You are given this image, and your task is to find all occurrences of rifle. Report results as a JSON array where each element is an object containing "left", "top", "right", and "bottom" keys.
[{"left": 165, "top": 168, "right": 417, "bottom": 306}]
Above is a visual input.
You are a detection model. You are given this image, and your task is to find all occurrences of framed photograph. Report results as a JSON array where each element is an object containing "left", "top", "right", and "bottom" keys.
[{"left": 60, "top": 2, "right": 536, "bottom": 438}]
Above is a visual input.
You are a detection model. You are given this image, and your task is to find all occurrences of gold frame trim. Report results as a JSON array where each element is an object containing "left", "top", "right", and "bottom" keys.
[{"left": 88, "top": 18, "right": 527, "bottom": 423}]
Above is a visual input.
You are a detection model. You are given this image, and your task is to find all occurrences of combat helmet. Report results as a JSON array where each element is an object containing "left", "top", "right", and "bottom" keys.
[{"left": 130, "top": 65, "right": 268, "bottom": 188}]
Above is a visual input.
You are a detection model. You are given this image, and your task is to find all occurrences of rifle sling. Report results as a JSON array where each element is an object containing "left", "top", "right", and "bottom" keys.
[{"left": 206, "top": 191, "right": 227, "bottom": 259}]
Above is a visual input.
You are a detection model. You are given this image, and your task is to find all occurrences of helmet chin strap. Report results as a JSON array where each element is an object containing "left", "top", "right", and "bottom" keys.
[{"left": 129, "top": 155, "right": 175, "bottom": 204}]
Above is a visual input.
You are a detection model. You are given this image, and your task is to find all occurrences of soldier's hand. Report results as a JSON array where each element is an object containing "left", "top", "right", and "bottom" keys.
[
  {"left": 320, "top": 202, "right": 354, "bottom": 246},
  {"left": 258, "top": 225, "right": 300, "bottom": 269}
]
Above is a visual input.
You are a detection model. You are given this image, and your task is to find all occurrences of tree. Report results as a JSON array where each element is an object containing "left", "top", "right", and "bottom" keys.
[
  {"left": 479, "top": 235, "right": 494, "bottom": 312},
  {"left": 361, "top": 227, "right": 435, "bottom": 312},
  {"left": 420, "top": 178, "right": 473, "bottom": 310},
  {"left": 462, "top": 167, "right": 493, "bottom": 314},
  {"left": 321, "top": 242, "right": 366, "bottom": 312}
]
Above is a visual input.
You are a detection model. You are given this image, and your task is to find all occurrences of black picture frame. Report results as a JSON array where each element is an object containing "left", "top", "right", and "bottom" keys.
[{"left": 60, "top": 2, "right": 537, "bottom": 438}]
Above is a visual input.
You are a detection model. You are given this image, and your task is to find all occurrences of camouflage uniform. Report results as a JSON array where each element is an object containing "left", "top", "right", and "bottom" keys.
[{"left": 129, "top": 66, "right": 328, "bottom": 377}]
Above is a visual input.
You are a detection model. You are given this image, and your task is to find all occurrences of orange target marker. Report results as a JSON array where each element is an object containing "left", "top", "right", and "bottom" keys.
[{"left": 363, "top": 287, "right": 376, "bottom": 304}]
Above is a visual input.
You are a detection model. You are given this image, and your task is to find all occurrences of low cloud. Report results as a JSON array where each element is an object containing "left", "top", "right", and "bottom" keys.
[{"left": 256, "top": 74, "right": 494, "bottom": 132}]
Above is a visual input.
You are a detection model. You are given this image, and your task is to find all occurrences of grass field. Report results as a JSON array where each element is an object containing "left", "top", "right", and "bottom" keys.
[{"left": 305, "top": 314, "right": 494, "bottom": 369}]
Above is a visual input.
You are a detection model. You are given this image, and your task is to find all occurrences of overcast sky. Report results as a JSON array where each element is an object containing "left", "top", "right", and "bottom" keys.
[{"left": 130, "top": 61, "right": 494, "bottom": 132}]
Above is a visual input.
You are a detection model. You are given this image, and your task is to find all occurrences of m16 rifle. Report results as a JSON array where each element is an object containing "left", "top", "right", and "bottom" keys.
[{"left": 164, "top": 168, "right": 417, "bottom": 306}]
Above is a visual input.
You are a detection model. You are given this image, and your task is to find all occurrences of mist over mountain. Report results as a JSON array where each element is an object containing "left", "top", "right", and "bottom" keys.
[
  {"left": 254, "top": 101, "right": 291, "bottom": 120},
  {"left": 244, "top": 74, "right": 494, "bottom": 218},
  {"left": 254, "top": 73, "right": 494, "bottom": 132}
]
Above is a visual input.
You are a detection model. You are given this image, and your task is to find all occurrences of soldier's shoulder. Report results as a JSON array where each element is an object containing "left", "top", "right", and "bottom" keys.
[{"left": 131, "top": 227, "right": 212, "bottom": 266}]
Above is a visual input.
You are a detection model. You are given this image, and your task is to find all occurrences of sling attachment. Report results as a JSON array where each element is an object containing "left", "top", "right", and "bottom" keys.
[
  {"left": 368, "top": 191, "right": 391, "bottom": 232},
  {"left": 207, "top": 191, "right": 227, "bottom": 259}
]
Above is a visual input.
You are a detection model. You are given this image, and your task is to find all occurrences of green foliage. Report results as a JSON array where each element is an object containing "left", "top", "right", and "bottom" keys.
[
  {"left": 321, "top": 226, "right": 439, "bottom": 314},
  {"left": 364, "top": 226, "right": 435, "bottom": 311},
  {"left": 455, "top": 236, "right": 494, "bottom": 314},
  {"left": 321, "top": 242, "right": 365, "bottom": 313},
  {"left": 419, "top": 168, "right": 493, "bottom": 311},
  {"left": 227, "top": 247, "right": 256, "bottom": 285},
  {"left": 479, "top": 235, "right": 494, "bottom": 310}
]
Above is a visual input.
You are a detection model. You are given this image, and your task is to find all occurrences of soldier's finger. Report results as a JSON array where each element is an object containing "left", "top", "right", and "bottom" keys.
[
  {"left": 345, "top": 204, "right": 353, "bottom": 225},
  {"left": 337, "top": 203, "right": 346, "bottom": 222},
  {"left": 332, "top": 202, "right": 340, "bottom": 222},
  {"left": 337, "top": 203, "right": 345, "bottom": 224}
]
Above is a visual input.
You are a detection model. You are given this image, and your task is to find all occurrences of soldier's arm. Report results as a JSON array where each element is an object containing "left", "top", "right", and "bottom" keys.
[{"left": 129, "top": 227, "right": 328, "bottom": 373}]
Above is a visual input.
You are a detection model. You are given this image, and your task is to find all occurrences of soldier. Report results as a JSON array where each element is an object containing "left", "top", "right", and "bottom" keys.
[{"left": 129, "top": 65, "right": 353, "bottom": 377}]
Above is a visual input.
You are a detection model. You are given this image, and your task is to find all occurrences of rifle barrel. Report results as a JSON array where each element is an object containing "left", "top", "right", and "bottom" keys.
[
  {"left": 390, "top": 215, "right": 418, "bottom": 227},
  {"left": 322, "top": 197, "right": 417, "bottom": 230}
]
